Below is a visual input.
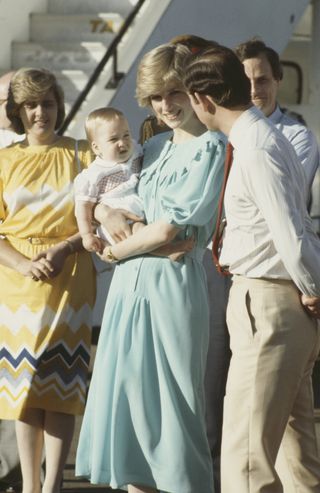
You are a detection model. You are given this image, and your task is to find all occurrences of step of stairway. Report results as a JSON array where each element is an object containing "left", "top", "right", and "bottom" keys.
[
  {"left": 55, "top": 70, "right": 115, "bottom": 107},
  {"left": 55, "top": 70, "right": 90, "bottom": 102},
  {"left": 30, "top": 13, "right": 123, "bottom": 42},
  {"left": 48, "top": 0, "right": 134, "bottom": 17},
  {"left": 12, "top": 41, "right": 109, "bottom": 72}
]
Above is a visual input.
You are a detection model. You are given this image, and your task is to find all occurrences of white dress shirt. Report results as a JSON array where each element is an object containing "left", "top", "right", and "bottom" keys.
[
  {"left": 220, "top": 106, "right": 320, "bottom": 296},
  {"left": 269, "top": 105, "right": 319, "bottom": 195}
]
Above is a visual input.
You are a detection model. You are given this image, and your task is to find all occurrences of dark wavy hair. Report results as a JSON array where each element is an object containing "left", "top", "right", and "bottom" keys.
[
  {"left": 183, "top": 44, "right": 251, "bottom": 108},
  {"left": 6, "top": 68, "right": 65, "bottom": 134},
  {"left": 235, "top": 37, "right": 283, "bottom": 81}
]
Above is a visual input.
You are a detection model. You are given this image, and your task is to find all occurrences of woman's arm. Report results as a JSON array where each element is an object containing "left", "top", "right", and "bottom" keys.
[
  {"left": 0, "top": 233, "right": 83, "bottom": 281},
  {"left": 100, "top": 219, "right": 181, "bottom": 262},
  {"left": 32, "top": 233, "right": 84, "bottom": 279}
]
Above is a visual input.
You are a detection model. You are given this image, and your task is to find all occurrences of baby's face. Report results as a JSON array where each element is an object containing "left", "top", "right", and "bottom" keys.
[{"left": 92, "top": 116, "right": 133, "bottom": 163}]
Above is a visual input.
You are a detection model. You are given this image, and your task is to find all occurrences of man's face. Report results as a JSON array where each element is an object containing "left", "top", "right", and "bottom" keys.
[
  {"left": 188, "top": 93, "right": 218, "bottom": 131},
  {"left": 243, "top": 54, "right": 279, "bottom": 117}
]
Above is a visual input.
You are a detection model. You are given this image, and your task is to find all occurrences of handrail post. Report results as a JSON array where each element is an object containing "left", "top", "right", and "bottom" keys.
[{"left": 106, "top": 48, "right": 124, "bottom": 89}]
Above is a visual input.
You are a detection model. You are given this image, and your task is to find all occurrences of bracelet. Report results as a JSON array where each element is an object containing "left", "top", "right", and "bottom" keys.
[
  {"left": 105, "top": 246, "right": 118, "bottom": 263},
  {"left": 63, "top": 239, "right": 75, "bottom": 254}
]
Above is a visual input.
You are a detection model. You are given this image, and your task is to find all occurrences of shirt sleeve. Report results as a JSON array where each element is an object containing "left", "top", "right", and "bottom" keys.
[
  {"left": 74, "top": 169, "right": 99, "bottom": 203},
  {"left": 245, "top": 148, "right": 320, "bottom": 296},
  {"left": 290, "top": 127, "right": 319, "bottom": 193},
  {"left": 161, "top": 136, "right": 225, "bottom": 229}
]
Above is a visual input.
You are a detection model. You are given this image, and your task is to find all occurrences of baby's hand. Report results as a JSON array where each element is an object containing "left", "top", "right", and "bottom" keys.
[{"left": 82, "top": 233, "right": 104, "bottom": 253}]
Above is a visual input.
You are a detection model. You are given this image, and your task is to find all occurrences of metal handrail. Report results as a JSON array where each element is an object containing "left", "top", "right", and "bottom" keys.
[{"left": 59, "top": 0, "right": 147, "bottom": 135}]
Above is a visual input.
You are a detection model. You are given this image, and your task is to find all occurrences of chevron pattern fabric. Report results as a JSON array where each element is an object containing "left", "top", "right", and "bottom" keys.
[{"left": 0, "top": 137, "right": 96, "bottom": 418}]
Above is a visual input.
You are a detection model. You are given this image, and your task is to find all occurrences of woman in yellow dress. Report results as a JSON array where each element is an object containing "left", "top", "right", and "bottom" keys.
[{"left": 0, "top": 68, "right": 96, "bottom": 493}]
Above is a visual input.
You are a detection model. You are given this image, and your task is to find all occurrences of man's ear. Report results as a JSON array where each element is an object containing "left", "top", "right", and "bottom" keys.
[
  {"left": 196, "top": 92, "right": 216, "bottom": 114},
  {"left": 192, "top": 92, "right": 216, "bottom": 114},
  {"left": 188, "top": 91, "right": 201, "bottom": 106}
]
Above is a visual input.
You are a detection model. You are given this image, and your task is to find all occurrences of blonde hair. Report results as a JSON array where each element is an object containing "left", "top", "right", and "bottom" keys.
[
  {"left": 136, "top": 43, "right": 191, "bottom": 107},
  {"left": 6, "top": 67, "right": 65, "bottom": 134},
  {"left": 85, "top": 107, "right": 126, "bottom": 142}
]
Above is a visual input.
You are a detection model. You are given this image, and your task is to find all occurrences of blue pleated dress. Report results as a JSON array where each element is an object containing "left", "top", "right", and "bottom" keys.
[{"left": 76, "top": 131, "right": 225, "bottom": 493}]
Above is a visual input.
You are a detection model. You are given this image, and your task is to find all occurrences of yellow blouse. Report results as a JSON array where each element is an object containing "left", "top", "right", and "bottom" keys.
[{"left": 0, "top": 136, "right": 93, "bottom": 241}]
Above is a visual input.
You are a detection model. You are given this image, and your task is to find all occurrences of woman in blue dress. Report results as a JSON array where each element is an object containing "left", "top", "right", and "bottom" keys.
[{"left": 76, "top": 43, "right": 225, "bottom": 493}]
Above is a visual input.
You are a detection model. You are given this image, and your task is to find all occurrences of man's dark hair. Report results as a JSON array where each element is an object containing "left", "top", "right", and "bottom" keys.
[
  {"left": 183, "top": 44, "right": 251, "bottom": 109},
  {"left": 235, "top": 38, "right": 283, "bottom": 81}
]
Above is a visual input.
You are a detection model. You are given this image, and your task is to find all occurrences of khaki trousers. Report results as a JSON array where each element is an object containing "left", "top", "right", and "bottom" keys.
[{"left": 221, "top": 276, "right": 320, "bottom": 493}]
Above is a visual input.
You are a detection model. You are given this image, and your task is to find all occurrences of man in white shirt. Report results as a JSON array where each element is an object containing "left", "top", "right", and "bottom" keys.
[
  {"left": 205, "top": 40, "right": 319, "bottom": 493},
  {"left": 235, "top": 38, "right": 319, "bottom": 200},
  {"left": 184, "top": 44, "right": 320, "bottom": 493}
]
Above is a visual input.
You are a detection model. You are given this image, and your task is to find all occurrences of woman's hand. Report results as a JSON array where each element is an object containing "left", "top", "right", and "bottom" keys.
[
  {"left": 94, "top": 204, "right": 144, "bottom": 243},
  {"left": 32, "top": 242, "right": 70, "bottom": 279},
  {"left": 16, "top": 256, "right": 54, "bottom": 281},
  {"left": 152, "top": 237, "right": 195, "bottom": 262}
]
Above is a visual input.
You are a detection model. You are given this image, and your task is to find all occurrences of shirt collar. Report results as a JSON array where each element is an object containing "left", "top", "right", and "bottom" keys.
[
  {"left": 94, "top": 156, "right": 119, "bottom": 168},
  {"left": 268, "top": 104, "right": 282, "bottom": 124},
  {"left": 229, "top": 106, "right": 264, "bottom": 148}
]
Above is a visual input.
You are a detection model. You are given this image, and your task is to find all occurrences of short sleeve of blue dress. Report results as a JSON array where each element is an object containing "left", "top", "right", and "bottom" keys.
[{"left": 140, "top": 130, "right": 226, "bottom": 247}]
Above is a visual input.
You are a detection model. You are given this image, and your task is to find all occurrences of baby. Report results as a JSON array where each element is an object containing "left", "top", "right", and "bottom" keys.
[{"left": 74, "top": 107, "right": 144, "bottom": 252}]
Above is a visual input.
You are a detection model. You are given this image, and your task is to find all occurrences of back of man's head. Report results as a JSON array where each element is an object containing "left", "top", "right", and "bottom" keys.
[
  {"left": 235, "top": 38, "right": 283, "bottom": 81},
  {"left": 183, "top": 44, "right": 251, "bottom": 109}
]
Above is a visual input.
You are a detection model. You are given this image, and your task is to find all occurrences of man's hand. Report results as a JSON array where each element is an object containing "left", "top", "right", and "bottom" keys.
[
  {"left": 301, "top": 294, "right": 320, "bottom": 318},
  {"left": 94, "top": 204, "right": 144, "bottom": 243}
]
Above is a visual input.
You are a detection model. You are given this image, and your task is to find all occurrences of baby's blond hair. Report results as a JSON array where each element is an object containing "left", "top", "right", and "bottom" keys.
[{"left": 85, "top": 107, "right": 126, "bottom": 142}]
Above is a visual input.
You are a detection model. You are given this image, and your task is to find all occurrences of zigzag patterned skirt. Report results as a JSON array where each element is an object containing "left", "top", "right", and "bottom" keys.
[{"left": 0, "top": 239, "right": 96, "bottom": 419}]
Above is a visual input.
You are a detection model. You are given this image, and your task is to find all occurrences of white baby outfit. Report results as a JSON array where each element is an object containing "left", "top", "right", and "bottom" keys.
[{"left": 74, "top": 142, "right": 144, "bottom": 244}]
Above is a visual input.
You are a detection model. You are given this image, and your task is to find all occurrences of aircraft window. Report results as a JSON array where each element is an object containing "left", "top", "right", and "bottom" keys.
[{"left": 278, "top": 61, "right": 303, "bottom": 105}]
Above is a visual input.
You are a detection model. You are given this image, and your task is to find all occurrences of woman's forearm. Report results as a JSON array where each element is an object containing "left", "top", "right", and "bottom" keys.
[
  {"left": 0, "top": 238, "right": 28, "bottom": 272},
  {"left": 0, "top": 234, "right": 83, "bottom": 274},
  {"left": 109, "top": 220, "right": 180, "bottom": 260},
  {"left": 61, "top": 233, "right": 84, "bottom": 254}
]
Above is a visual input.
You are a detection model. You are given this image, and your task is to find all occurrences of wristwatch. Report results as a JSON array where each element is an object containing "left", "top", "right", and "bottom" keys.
[{"left": 105, "top": 246, "right": 119, "bottom": 263}]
